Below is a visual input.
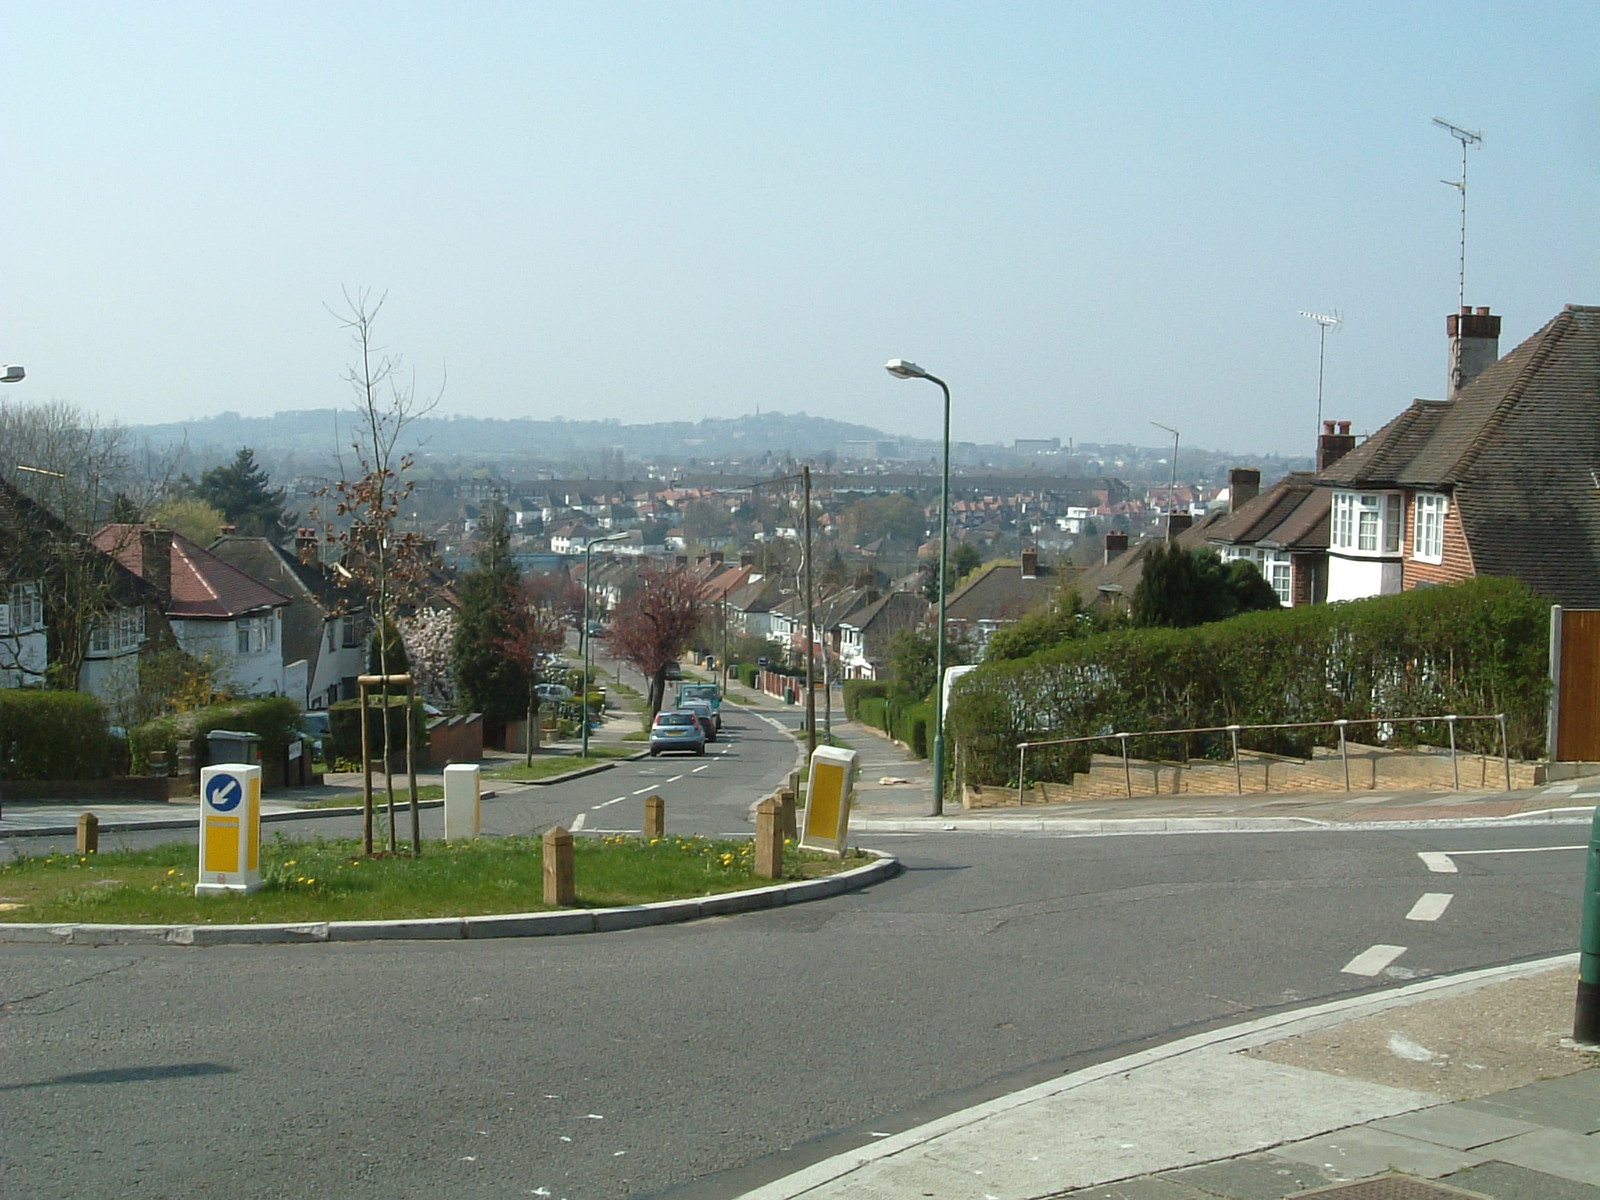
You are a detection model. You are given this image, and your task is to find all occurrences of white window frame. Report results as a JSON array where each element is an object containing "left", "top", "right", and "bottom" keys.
[
  {"left": 89, "top": 606, "right": 145, "bottom": 656},
  {"left": 1413, "top": 492, "right": 1447, "bottom": 563},
  {"left": 1331, "top": 490, "right": 1401, "bottom": 556},
  {"left": 8, "top": 582, "right": 43, "bottom": 634},
  {"left": 1221, "top": 547, "right": 1292, "bottom": 606},
  {"left": 236, "top": 612, "right": 278, "bottom": 655}
]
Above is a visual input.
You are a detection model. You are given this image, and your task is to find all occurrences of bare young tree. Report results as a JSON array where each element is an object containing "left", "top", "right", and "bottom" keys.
[
  {"left": 315, "top": 289, "right": 443, "bottom": 854},
  {"left": 608, "top": 564, "right": 706, "bottom": 718},
  {"left": 496, "top": 578, "right": 569, "bottom": 764}
]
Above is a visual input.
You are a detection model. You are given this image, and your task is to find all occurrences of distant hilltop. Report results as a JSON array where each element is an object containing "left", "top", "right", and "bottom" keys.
[{"left": 130, "top": 408, "right": 888, "bottom": 461}]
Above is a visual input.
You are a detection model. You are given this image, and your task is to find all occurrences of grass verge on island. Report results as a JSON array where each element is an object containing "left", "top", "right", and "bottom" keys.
[
  {"left": 0, "top": 835, "right": 873, "bottom": 926},
  {"left": 486, "top": 746, "right": 636, "bottom": 782}
]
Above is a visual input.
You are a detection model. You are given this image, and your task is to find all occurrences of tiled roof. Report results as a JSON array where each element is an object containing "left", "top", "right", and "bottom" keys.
[
  {"left": 944, "top": 561, "right": 1058, "bottom": 624},
  {"left": 1320, "top": 305, "right": 1600, "bottom": 606},
  {"left": 1205, "top": 473, "right": 1329, "bottom": 552},
  {"left": 94, "top": 524, "right": 291, "bottom": 619}
]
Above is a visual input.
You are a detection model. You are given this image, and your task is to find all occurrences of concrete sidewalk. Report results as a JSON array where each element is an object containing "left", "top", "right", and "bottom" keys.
[{"left": 742, "top": 957, "right": 1598, "bottom": 1200}]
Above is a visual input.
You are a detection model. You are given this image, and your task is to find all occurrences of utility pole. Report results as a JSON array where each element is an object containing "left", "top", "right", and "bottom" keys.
[{"left": 802, "top": 465, "right": 816, "bottom": 757}]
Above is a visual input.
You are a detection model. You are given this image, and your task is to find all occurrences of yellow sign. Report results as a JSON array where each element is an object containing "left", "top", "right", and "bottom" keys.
[
  {"left": 196, "top": 764, "right": 263, "bottom": 896},
  {"left": 800, "top": 745, "right": 858, "bottom": 856}
]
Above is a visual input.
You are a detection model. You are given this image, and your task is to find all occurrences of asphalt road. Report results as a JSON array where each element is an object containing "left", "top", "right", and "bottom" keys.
[{"left": 0, "top": 820, "right": 1585, "bottom": 1200}]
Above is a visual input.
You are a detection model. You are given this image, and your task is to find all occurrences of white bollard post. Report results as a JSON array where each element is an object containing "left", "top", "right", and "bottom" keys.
[
  {"left": 196, "top": 763, "right": 262, "bottom": 896},
  {"left": 443, "top": 763, "right": 482, "bottom": 841}
]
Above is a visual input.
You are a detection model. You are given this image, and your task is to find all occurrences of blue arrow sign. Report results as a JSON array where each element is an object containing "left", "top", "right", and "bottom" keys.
[{"left": 205, "top": 773, "right": 243, "bottom": 813}]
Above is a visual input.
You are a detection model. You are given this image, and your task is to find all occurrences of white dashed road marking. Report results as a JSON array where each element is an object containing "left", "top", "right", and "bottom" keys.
[
  {"left": 1420, "top": 845, "right": 1583, "bottom": 874},
  {"left": 692, "top": 765, "right": 710, "bottom": 772},
  {"left": 570, "top": 813, "right": 587, "bottom": 832},
  {"left": 1342, "top": 944, "right": 1407, "bottom": 977},
  {"left": 592, "top": 796, "right": 627, "bottom": 810},
  {"left": 632, "top": 786, "right": 655, "bottom": 796},
  {"left": 1418, "top": 852, "right": 1456, "bottom": 874},
  {"left": 665, "top": 775, "right": 684, "bottom": 784},
  {"left": 1405, "top": 893, "right": 1453, "bottom": 922}
]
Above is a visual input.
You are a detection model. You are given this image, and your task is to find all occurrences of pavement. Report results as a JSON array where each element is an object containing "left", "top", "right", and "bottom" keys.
[{"left": 2, "top": 679, "right": 1597, "bottom": 1199}]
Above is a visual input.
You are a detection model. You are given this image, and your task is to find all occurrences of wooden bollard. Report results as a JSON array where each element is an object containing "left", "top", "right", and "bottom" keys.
[
  {"left": 776, "top": 787, "right": 797, "bottom": 842},
  {"left": 754, "top": 797, "right": 782, "bottom": 879},
  {"left": 644, "top": 794, "right": 664, "bottom": 839},
  {"left": 543, "top": 826, "right": 576, "bottom": 906},
  {"left": 77, "top": 812, "right": 99, "bottom": 855}
]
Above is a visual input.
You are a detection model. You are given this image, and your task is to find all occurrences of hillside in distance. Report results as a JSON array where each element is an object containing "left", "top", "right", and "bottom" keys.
[{"left": 132, "top": 408, "right": 888, "bottom": 464}]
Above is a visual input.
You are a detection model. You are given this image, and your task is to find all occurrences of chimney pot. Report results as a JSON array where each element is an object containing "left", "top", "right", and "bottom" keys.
[
  {"left": 1323, "top": 420, "right": 1336, "bottom": 435},
  {"left": 1338, "top": 421, "right": 1350, "bottom": 435},
  {"left": 1476, "top": 306, "right": 1490, "bottom": 316},
  {"left": 1318, "top": 421, "right": 1357, "bottom": 472}
]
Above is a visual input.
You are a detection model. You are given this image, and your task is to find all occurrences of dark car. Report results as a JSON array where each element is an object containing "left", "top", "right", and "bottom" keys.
[
  {"left": 679, "top": 698, "right": 717, "bottom": 742},
  {"left": 664, "top": 660, "right": 683, "bottom": 680},
  {"left": 649, "top": 710, "right": 706, "bottom": 757}
]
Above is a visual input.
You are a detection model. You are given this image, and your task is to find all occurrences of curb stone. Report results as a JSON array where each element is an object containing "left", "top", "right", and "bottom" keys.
[{"left": 0, "top": 851, "right": 900, "bottom": 947}]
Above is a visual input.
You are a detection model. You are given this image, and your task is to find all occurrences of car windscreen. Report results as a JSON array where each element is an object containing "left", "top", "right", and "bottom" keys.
[{"left": 654, "top": 713, "right": 695, "bottom": 727}]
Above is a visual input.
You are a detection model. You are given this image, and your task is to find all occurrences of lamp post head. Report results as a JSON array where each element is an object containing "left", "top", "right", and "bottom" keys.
[
  {"left": 885, "top": 359, "right": 927, "bottom": 380},
  {"left": 2, "top": 365, "right": 24, "bottom": 384}
]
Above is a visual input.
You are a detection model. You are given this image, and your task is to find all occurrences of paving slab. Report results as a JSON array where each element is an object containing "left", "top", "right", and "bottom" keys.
[
  {"left": 1471, "top": 1127, "right": 1600, "bottom": 1186},
  {"left": 1270, "top": 1128, "right": 1484, "bottom": 1181},
  {"left": 1159, "top": 1152, "right": 1341, "bottom": 1198},
  {"left": 1368, "top": 1105, "right": 1541, "bottom": 1151},
  {"left": 1054, "top": 1177, "right": 1216, "bottom": 1199},
  {"left": 1439, "top": 1160, "right": 1600, "bottom": 1200},
  {"left": 1458, "top": 1079, "right": 1600, "bottom": 1135}
]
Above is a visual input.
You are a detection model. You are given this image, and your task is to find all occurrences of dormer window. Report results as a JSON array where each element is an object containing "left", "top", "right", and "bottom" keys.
[{"left": 1331, "top": 491, "right": 1401, "bottom": 555}]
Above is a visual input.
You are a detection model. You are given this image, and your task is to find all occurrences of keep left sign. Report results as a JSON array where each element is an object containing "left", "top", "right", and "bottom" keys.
[{"left": 197, "top": 764, "right": 262, "bottom": 896}]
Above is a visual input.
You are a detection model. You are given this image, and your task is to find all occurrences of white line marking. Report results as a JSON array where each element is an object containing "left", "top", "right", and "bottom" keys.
[
  {"left": 1418, "top": 852, "right": 1457, "bottom": 873},
  {"left": 570, "top": 813, "right": 586, "bottom": 832},
  {"left": 692, "top": 765, "right": 710, "bottom": 773},
  {"left": 592, "top": 796, "right": 626, "bottom": 810},
  {"left": 1342, "top": 944, "right": 1407, "bottom": 976},
  {"left": 1406, "top": 893, "right": 1453, "bottom": 922},
  {"left": 665, "top": 775, "right": 684, "bottom": 784},
  {"left": 632, "top": 786, "right": 655, "bottom": 796},
  {"left": 1445, "top": 845, "right": 1586, "bottom": 855}
]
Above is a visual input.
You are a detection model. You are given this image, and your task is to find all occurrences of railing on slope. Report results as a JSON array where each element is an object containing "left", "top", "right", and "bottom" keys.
[{"left": 1015, "top": 713, "right": 1512, "bottom": 805}]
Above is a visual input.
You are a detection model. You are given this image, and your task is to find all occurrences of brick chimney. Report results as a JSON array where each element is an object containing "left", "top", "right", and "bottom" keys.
[
  {"left": 1447, "top": 305, "right": 1501, "bottom": 397},
  {"left": 1167, "top": 512, "right": 1193, "bottom": 539},
  {"left": 1020, "top": 548, "right": 1039, "bottom": 579},
  {"left": 709, "top": 551, "right": 724, "bottom": 566},
  {"left": 1104, "top": 531, "right": 1129, "bottom": 563},
  {"left": 1227, "top": 468, "right": 1261, "bottom": 513},
  {"left": 675, "top": 554, "right": 689, "bottom": 568},
  {"left": 739, "top": 551, "right": 754, "bottom": 568},
  {"left": 295, "top": 527, "right": 320, "bottom": 566},
  {"left": 139, "top": 528, "right": 172, "bottom": 602},
  {"left": 1317, "top": 420, "right": 1356, "bottom": 472}
]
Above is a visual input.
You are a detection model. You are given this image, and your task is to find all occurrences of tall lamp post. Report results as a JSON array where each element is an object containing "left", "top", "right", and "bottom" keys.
[
  {"left": 581, "top": 532, "right": 628, "bottom": 757},
  {"left": 885, "top": 359, "right": 951, "bottom": 816},
  {"left": 1151, "top": 422, "right": 1179, "bottom": 541}
]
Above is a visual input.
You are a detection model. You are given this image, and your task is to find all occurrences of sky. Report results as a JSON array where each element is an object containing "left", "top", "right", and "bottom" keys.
[{"left": 4, "top": 1, "right": 1597, "bottom": 456}]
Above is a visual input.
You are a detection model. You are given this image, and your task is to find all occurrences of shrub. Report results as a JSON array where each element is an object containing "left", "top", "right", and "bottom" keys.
[
  {"left": 843, "top": 679, "right": 888, "bottom": 719},
  {"left": 328, "top": 694, "right": 427, "bottom": 765},
  {"left": 948, "top": 576, "right": 1551, "bottom": 787},
  {"left": 129, "top": 695, "right": 303, "bottom": 775},
  {"left": 738, "top": 663, "right": 759, "bottom": 689},
  {"left": 0, "top": 690, "right": 115, "bottom": 780}
]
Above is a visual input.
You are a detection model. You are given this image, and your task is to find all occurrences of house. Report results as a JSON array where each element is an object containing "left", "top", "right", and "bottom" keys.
[
  {"left": 1, "top": 479, "right": 164, "bottom": 707},
  {"left": 1320, "top": 304, "right": 1600, "bottom": 607},
  {"left": 207, "top": 529, "right": 368, "bottom": 710},
  {"left": 837, "top": 589, "right": 928, "bottom": 680},
  {"left": 1203, "top": 466, "right": 1332, "bottom": 608},
  {"left": 942, "top": 548, "right": 1063, "bottom": 658},
  {"left": 94, "top": 524, "right": 293, "bottom": 697}
]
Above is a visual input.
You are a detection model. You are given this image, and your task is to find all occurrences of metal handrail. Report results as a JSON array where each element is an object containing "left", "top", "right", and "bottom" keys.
[{"left": 1015, "top": 713, "right": 1511, "bottom": 804}]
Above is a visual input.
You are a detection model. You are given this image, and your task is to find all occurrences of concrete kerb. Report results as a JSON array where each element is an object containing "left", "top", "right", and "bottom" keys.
[
  {"left": 737, "top": 953, "right": 1582, "bottom": 1200},
  {"left": 0, "top": 851, "right": 901, "bottom": 947}
]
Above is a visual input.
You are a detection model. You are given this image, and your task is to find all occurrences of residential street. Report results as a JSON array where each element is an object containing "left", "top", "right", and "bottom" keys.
[{"left": 0, "top": 817, "right": 1584, "bottom": 1199}]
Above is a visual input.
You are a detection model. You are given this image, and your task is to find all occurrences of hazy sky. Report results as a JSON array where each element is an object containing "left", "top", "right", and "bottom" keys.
[{"left": 5, "top": 2, "right": 1596, "bottom": 455}]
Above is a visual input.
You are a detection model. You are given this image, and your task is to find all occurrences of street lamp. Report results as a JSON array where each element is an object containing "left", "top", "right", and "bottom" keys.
[
  {"left": 2, "top": 366, "right": 24, "bottom": 384},
  {"left": 1151, "top": 422, "right": 1179, "bottom": 541},
  {"left": 885, "top": 359, "right": 952, "bottom": 816},
  {"left": 581, "top": 532, "right": 628, "bottom": 757}
]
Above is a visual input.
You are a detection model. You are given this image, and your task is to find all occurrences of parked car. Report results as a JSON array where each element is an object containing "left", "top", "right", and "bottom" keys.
[
  {"left": 664, "top": 661, "right": 683, "bottom": 680},
  {"left": 649, "top": 710, "right": 706, "bottom": 757},
  {"left": 535, "top": 683, "right": 573, "bottom": 703},
  {"left": 297, "top": 710, "right": 331, "bottom": 759},
  {"left": 679, "top": 698, "right": 717, "bottom": 742}
]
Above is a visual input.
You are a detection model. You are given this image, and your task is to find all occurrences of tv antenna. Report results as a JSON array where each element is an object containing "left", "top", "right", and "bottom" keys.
[
  {"left": 1433, "top": 116, "right": 1482, "bottom": 310},
  {"left": 1299, "top": 310, "right": 1342, "bottom": 435}
]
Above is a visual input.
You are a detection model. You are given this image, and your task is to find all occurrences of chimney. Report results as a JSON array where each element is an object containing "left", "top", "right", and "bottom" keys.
[
  {"left": 139, "top": 528, "right": 172, "bottom": 602},
  {"left": 675, "top": 554, "right": 689, "bottom": 568},
  {"left": 1447, "top": 305, "right": 1501, "bottom": 397},
  {"left": 296, "top": 527, "right": 319, "bottom": 565},
  {"left": 1317, "top": 420, "right": 1356, "bottom": 472},
  {"left": 739, "top": 551, "right": 754, "bottom": 568},
  {"left": 709, "top": 551, "right": 724, "bottom": 566},
  {"left": 1227, "top": 468, "right": 1260, "bottom": 513},
  {"left": 1104, "top": 531, "right": 1129, "bottom": 563},
  {"left": 1167, "top": 512, "right": 1194, "bottom": 539},
  {"left": 219, "top": 524, "right": 237, "bottom": 536},
  {"left": 1020, "top": 548, "right": 1039, "bottom": 579}
]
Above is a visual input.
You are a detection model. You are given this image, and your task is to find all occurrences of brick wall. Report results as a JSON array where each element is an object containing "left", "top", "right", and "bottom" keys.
[
  {"left": 427, "top": 714, "right": 483, "bottom": 767},
  {"left": 1402, "top": 493, "right": 1476, "bottom": 590}
]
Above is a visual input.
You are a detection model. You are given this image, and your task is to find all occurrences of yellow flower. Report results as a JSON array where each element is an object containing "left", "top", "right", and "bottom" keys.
[{"left": 167, "top": 868, "right": 178, "bottom": 876}]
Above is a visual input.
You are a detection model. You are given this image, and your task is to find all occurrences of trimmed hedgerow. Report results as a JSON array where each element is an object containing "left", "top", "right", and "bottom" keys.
[
  {"left": 946, "top": 576, "right": 1551, "bottom": 787},
  {"left": 130, "top": 696, "right": 303, "bottom": 776},
  {"left": 0, "top": 690, "right": 115, "bottom": 780}
]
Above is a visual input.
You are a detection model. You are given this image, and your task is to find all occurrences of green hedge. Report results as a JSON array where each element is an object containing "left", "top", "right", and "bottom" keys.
[
  {"left": 843, "top": 679, "right": 888, "bottom": 719},
  {"left": 0, "top": 690, "right": 116, "bottom": 780},
  {"left": 852, "top": 692, "right": 935, "bottom": 759},
  {"left": 947, "top": 576, "right": 1551, "bottom": 787},
  {"left": 130, "top": 696, "right": 303, "bottom": 775},
  {"left": 329, "top": 694, "right": 427, "bottom": 766},
  {"left": 738, "top": 663, "right": 758, "bottom": 689}
]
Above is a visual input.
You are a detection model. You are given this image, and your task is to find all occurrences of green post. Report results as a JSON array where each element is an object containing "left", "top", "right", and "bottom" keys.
[{"left": 1576, "top": 803, "right": 1600, "bottom": 1044}]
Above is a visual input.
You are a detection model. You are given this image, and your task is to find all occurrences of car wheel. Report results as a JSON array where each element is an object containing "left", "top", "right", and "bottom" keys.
[
  {"left": 649, "top": 748, "right": 659, "bottom": 757},
  {"left": 696, "top": 745, "right": 706, "bottom": 756}
]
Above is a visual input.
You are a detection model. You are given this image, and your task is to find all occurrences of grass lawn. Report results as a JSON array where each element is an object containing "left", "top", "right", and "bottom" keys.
[
  {"left": 305, "top": 784, "right": 445, "bottom": 809},
  {"left": 486, "top": 746, "right": 636, "bottom": 782},
  {"left": 0, "top": 836, "right": 872, "bottom": 925}
]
